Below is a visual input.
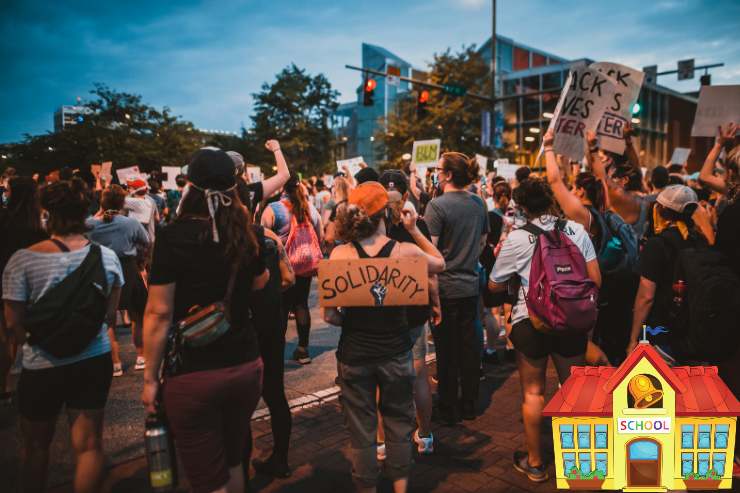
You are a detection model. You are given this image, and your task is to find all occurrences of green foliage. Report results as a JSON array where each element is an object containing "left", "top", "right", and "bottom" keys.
[
  {"left": 250, "top": 64, "right": 339, "bottom": 176},
  {"left": 566, "top": 468, "right": 605, "bottom": 481},
  {"left": 377, "top": 45, "right": 492, "bottom": 165},
  {"left": 684, "top": 468, "right": 721, "bottom": 481}
]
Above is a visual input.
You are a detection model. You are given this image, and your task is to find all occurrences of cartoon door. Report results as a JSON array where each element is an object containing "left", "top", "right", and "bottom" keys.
[{"left": 627, "top": 439, "right": 661, "bottom": 487}]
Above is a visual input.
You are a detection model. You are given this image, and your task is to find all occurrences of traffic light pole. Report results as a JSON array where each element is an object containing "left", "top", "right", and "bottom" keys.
[
  {"left": 490, "top": 0, "right": 496, "bottom": 156},
  {"left": 655, "top": 62, "right": 723, "bottom": 77}
]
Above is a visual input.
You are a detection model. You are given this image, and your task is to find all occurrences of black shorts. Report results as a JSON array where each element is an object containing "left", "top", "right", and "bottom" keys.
[
  {"left": 284, "top": 275, "right": 312, "bottom": 309},
  {"left": 509, "top": 319, "right": 587, "bottom": 360},
  {"left": 18, "top": 353, "right": 113, "bottom": 421},
  {"left": 118, "top": 255, "right": 148, "bottom": 315}
]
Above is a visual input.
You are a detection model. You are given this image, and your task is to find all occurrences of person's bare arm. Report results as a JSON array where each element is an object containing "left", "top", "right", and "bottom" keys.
[
  {"left": 105, "top": 287, "right": 122, "bottom": 329},
  {"left": 400, "top": 209, "right": 445, "bottom": 273},
  {"left": 251, "top": 269, "right": 270, "bottom": 291},
  {"left": 264, "top": 228, "right": 295, "bottom": 290},
  {"left": 322, "top": 244, "right": 347, "bottom": 326},
  {"left": 260, "top": 205, "right": 275, "bottom": 230},
  {"left": 4, "top": 301, "right": 27, "bottom": 345},
  {"left": 623, "top": 122, "right": 641, "bottom": 172},
  {"left": 261, "top": 140, "right": 291, "bottom": 199},
  {"left": 544, "top": 130, "right": 591, "bottom": 228},
  {"left": 589, "top": 133, "right": 640, "bottom": 220},
  {"left": 627, "top": 277, "right": 656, "bottom": 355},
  {"left": 141, "top": 283, "right": 175, "bottom": 413},
  {"left": 429, "top": 275, "right": 442, "bottom": 326},
  {"left": 699, "top": 123, "right": 736, "bottom": 194},
  {"left": 586, "top": 258, "right": 601, "bottom": 289}
]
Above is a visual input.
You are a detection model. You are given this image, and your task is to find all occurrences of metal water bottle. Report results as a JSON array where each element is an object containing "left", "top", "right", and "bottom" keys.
[{"left": 145, "top": 412, "right": 176, "bottom": 492}]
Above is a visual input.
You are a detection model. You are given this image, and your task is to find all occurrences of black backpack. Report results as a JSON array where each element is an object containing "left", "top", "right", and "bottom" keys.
[
  {"left": 24, "top": 242, "right": 109, "bottom": 358},
  {"left": 662, "top": 232, "right": 740, "bottom": 362}
]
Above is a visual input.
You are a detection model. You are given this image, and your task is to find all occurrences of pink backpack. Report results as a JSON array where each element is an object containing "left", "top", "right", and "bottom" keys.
[
  {"left": 523, "top": 220, "right": 598, "bottom": 334},
  {"left": 283, "top": 202, "right": 322, "bottom": 277}
]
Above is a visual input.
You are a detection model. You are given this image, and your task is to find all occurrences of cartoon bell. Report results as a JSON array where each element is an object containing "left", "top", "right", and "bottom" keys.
[{"left": 628, "top": 374, "right": 663, "bottom": 408}]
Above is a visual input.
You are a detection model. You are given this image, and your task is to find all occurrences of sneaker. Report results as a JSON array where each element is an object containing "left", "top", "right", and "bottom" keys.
[
  {"left": 134, "top": 357, "right": 146, "bottom": 371},
  {"left": 479, "top": 367, "right": 486, "bottom": 381},
  {"left": 253, "top": 456, "right": 291, "bottom": 478},
  {"left": 413, "top": 430, "right": 434, "bottom": 455},
  {"left": 376, "top": 443, "right": 386, "bottom": 461},
  {"left": 482, "top": 349, "right": 499, "bottom": 365},
  {"left": 113, "top": 364, "right": 124, "bottom": 377},
  {"left": 292, "top": 347, "right": 312, "bottom": 365},
  {"left": 513, "top": 451, "right": 548, "bottom": 483},
  {"left": 461, "top": 401, "right": 476, "bottom": 421},
  {"left": 431, "top": 375, "right": 438, "bottom": 385},
  {"left": 497, "top": 328, "right": 507, "bottom": 339}
]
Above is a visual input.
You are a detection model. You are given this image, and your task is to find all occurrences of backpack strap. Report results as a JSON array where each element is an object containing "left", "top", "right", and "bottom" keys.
[
  {"left": 50, "top": 238, "right": 71, "bottom": 252},
  {"left": 352, "top": 240, "right": 396, "bottom": 259},
  {"left": 223, "top": 262, "right": 240, "bottom": 323},
  {"left": 521, "top": 222, "right": 546, "bottom": 237}
]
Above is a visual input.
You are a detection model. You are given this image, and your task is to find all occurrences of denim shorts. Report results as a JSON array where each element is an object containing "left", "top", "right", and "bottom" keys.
[{"left": 410, "top": 324, "right": 428, "bottom": 361}]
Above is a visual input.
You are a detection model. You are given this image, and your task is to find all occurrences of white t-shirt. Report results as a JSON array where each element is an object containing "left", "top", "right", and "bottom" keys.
[
  {"left": 125, "top": 195, "right": 157, "bottom": 240},
  {"left": 489, "top": 215, "right": 597, "bottom": 325}
]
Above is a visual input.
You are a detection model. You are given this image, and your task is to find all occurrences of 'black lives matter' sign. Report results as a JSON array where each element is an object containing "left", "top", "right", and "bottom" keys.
[
  {"left": 592, "top": 62, "right": 644, "bottom": 155},
  {"left": 318, "top": 258, "right": 429, "bottom": 307}
]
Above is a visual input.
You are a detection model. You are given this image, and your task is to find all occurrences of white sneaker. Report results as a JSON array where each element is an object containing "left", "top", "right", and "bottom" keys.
[
  {"left": 413, "top": 430, "right": 434, "bottom": 455},
  {"left": 113, "top": 363, "right": 123, "bottom": 377},
  {"left": 376, "top": 443, "right": 386, "bottom": 461},
  {"left": 134, "top": 357, "right": 146, "bottom": 371}
]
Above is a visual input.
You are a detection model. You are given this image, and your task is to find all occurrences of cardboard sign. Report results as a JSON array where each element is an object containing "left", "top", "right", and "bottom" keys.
[
  {"left": 322, "top": 174, "right": 334, "bottom": 188},
  {"left": 411, "top": 139, "right": 441, "bottom": 167},
  {"left": 691, "top": 85, "right": 740, "bottom": 137},
  {"left": 318, "top": 258, "right": 428, "bottom": 307},
  {"left": 475, "top": 154, "right": 488, "bottom": 177},
  {"left": 116, "top": 165, "right": 141, "bottom": 184},
  {"left": 100, "top": 161, "right": 113, "bottom": 182},
  {"left": 246, "top": 166, "right": 262, "bottom": 183},
  {"left": 670, "top": 147, "right": 691, "bottom": 165},
  {"left": 547, "top": 67, "right": 619, "bottom": 162},
  {"left": 90, "top": 164, "right": 101, "bottom": 178},
  {"left": 161, "top": 166, "right": 182, "bottom": 190},
  {"left": 495, "top": 162, "right": 521, "bottom": 181},
  {"left": 592, "top": 62, "right": 644, "bottom": 154},
  {"left": 337, "top": 156, "right": 365, "bottom": 178}
]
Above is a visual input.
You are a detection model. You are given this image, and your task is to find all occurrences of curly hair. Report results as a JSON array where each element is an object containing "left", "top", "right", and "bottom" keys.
[
  {"left": 41, "top": 178, "right": 91, "bottom": 235},
  {"left": 336, "top": 204, "right": 384, "bottom": 242},
  {"left": 512, "top": 177, "right": 557, "bottom": 219}
]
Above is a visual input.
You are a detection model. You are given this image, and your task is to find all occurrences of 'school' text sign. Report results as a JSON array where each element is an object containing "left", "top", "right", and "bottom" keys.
[{"left": 318, "top": 258, "right": 428, "bottom": 307}]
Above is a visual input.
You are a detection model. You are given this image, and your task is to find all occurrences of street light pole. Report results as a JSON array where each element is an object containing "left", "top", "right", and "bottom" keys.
[{"left": 490, "top": 0, "right": 497, "bottom": 159}]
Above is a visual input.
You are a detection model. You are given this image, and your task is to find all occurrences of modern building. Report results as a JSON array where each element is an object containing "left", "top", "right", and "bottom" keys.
[
  {"left": 334, "top": 35, "right": 704, "bottom": 169},
  {"left": 543, "top": 343, "right": 738, "bottom": 490},
  {"left": 53, "top": 105, "right": 92, "bottom": 132}
]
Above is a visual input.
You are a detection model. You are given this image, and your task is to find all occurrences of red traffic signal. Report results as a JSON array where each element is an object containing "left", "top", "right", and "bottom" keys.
[
  {"left": 365, "top": 78, "right": 377, "bottom": 92},
  {"left": 418, "top": 90, "right": 430, "bottom": 104}
]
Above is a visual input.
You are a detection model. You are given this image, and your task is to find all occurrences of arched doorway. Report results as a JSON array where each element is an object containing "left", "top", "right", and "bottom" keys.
[{"left": 627, "top": 439, "right": 661, "bottom": 487}]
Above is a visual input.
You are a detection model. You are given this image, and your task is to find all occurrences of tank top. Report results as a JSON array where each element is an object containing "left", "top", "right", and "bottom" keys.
[{"left": 337, "top": 240, "right": 411, "bottom": 366}]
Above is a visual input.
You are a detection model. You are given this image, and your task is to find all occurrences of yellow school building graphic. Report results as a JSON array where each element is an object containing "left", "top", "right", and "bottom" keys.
[{"left": 543, "top": 343, "right": 739, "bottom": 491}]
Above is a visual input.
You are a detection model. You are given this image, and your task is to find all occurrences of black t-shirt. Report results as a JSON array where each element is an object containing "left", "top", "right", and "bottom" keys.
[
  {"left": 149, "top": 217, "right": 266, "bottom": 372},
  {"left": 716, "top": 199, "right": 740, "bottom": 276},
  {"left": 386, "top": 219, "right": 432, "bottom": 328},
  {"left": 639, "top": 227, "right": 704, "bottom": 328},
  {"left": 249, "top": 225, "right": 285, "bottom": 338},
  {"left": 236, "top": 178, "right": 264, "bottom": 215}
]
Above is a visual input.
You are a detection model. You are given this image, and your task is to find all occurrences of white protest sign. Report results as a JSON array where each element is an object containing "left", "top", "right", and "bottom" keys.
[
  {"left": 592, "top": 62, "right": 644, "bottom": 154},
  {"left": 337, "top": 156, "right": 365, "bottom": 178},
  {"left": 246, "top": 166, "right": 263, "bottom": 183},
  {"left": 691, "top": 85, "right": 740, "bottom": 137},
  {"left": 322, "top": 174, "right": 335, "bottom": 188},
  {"left": 547, "top": 66, "right": 619, "bottom": 162},
  {"left": 496, "top": 162, "right": 521, "bottom": 181},
  {"left": 475, "top": 154, "right": 488, "bottom": 177},
  {"left": 670, "top": 147, "right": 691, "bottom": 166},
  {"left": 411, "top": 139, "right": 441, "bottom": 167},
  {"left": 101, "top": 161, "right": 113, "bottom": 181},
  {"left": 161, "top": 166, "right": 182, "bottom": 190},
  {"left": 116, "top": 166, "right": 140, "bottom": 184}
]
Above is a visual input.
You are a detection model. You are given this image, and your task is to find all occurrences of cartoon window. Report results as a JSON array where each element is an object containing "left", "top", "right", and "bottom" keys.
[
  {"left": 560, "top": 424, "right": 574, "bottom": 449},
  {"left": 563, "top": 452, "right": 576, "bottom": 474},
  {"left": 681, "top": 453, "right": 693, "bottom": 476},
  {"left": 714, "top": 424, "right": 729, "bottom": 449},
  {"left": 697, "top": 425, "right": 711, "bottom": 449},
  {"left": 697, "top": 452, "right": 710, "bottom": 476},
  {"left": 579, "top": 452, "right": 591, "bottom": 475},
  {"left": 713, "top": 453, "right": 726, "bottom": 476},
  {"left": 595, "top": 424, "right": 608, "bottom": 449},
  {"left": 578, "top": 424, "right": 590, "bottom": 448},
  {"left": 595, "top": 452, "right": 607, "bottom": 475},
  {"left": 629, "top": 440, "right": 659, "bottom": 460},
  {"left": 681, "top": 425, "right": 694, "bottom": 449}
]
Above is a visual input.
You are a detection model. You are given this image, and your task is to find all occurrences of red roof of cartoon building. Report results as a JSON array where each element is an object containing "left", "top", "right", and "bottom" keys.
[{"left": 543, "top": 343, "right": 740, "bottom": 417}]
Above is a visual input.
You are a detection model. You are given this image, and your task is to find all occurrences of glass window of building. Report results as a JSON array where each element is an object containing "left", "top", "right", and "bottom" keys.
[
  {"left": 579, "top": 452, "right": 591, "bottom": 475},
  {"left": 698, "top": 425, "right": 711, "bottom": 449},
  {"left": 532, "top": 53, "right": 546, "bottom": 67},
  {"left": 578, "top": 424, "right": 590, "bottom": 449},
  {"left": 682, "top": 425, "right": 694, "bottom": 448},
  {"left": 713, "top": 452, "right": 726, "bottom": 475},
  {"left": 542, "top": 71, "right": 561, "bottom": 91},
  {"left": 595, "top": 452, "right": 607, "bottom": 475},
  {"left": 595, "top": 424, "right": 608, "bottom": 449},
  {"left": 560, "top": 424, "right": 574, "bottom": 449},
  {"left": 682, "top": 453, "right": 693, "bottom": 476},
  {"left": 498, "top": 42, "right": 513, "bottom": 73},
  {"left": 715, "top": 424, "right": 729, "bottom": 448}
]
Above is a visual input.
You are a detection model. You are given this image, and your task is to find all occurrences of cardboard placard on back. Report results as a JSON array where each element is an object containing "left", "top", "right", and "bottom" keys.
[
  {"left": 318, "top": 258, "right": 428, "bottom": 307},
  {"left": 691, "top": 85, "right": 740, "bottom": 137},
  {"left": 591, "top": 62, "right": 644, "bottom": 155}
]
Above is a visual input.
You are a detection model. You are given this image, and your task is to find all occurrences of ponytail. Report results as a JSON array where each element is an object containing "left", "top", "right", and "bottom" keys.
[
  {"left": 440, "top": 152, "right": 478, "bottom": 188},
  {"left": 284, "top": 175, "right": 310, "bottom": 223},
  {"left": 575, "top": 172, "right": 606, "bottom": 212}
]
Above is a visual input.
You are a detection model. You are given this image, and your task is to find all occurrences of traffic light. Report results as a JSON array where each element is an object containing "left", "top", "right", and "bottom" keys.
[
  {"left": 363, "top": 78, "right": 376, "bottom": 106},
  {"left": 417, "top": 89, "right": 430, "bottom": 119},
  {"left": 700, "top": 74, "right": 711, "bottom": 86}
]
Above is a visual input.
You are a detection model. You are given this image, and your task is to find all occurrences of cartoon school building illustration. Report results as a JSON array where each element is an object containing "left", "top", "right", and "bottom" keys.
[{"left": 543, "top": 343, "right": 739, "bottom": 490}]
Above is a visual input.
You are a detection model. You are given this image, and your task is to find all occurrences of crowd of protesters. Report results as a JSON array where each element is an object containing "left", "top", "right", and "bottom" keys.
[{"left": 0, "top": 120, "right": 739, "bottom": 493}]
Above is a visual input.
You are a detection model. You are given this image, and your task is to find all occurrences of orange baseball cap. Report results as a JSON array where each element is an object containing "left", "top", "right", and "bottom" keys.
[{"left": 348, "top": 181, "right": 388, "bottom": 216}]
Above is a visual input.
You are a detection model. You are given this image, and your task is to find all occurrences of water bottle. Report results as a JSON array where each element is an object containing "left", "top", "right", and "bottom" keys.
[
  {"left": 672, "top": 279, "right": 687, "bottom": 308},
  {"left": 145, "top": 412, "right": 177, "bottom": 492}
]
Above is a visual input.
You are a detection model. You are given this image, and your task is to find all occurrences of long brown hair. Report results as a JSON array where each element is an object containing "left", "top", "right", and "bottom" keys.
[
  {"left": 284, "top": 175, "right": 310, "bottom": 223},
  {"left": 6, "top": 176, "right": 43, "bottom": 233},
  {"left": 177, "top": 186, "right": 259, "bottom": 264},
  {"left": 100, "top": 185, "right": 127, "bottom": 222}
]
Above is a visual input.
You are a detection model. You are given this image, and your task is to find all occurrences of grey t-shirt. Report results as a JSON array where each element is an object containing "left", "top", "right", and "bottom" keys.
[
  {"left": 424, "top": 190, "right": 489, "bottom": 299},
  {"left": 86, "top": 215, "right": 149, "bottom": 257}
]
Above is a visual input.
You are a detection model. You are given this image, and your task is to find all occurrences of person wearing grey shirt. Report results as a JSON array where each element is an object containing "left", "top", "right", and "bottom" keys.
[{"left": 424, "top": 152, "right": 489, "bottom": 424}]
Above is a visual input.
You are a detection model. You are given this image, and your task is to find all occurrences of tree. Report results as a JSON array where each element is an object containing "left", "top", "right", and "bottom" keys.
[
  {"left": 377, "top": 45, "right": 492, "bottom": 166},
  {"left": 250, "top": 64, "right": 339, "bottom": 176}
]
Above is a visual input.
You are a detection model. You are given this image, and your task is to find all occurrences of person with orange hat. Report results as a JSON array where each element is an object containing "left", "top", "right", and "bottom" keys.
[
  {"left": 323, "top": 181, "right": 445, "bottom": 493},
  {"left": 124, "top": 177, "right": 159, "bottom": 243}
]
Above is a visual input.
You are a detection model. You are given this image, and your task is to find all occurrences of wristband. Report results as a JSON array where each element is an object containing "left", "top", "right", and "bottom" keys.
[{"left": 544, "top": 146, "right": 554, "bottom": 152}]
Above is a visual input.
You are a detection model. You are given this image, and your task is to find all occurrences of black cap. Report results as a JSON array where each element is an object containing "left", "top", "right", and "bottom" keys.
[
  {"left": 187, "top": 148, "right": 237, "bottom": 191},
  {"left": 379, "top": 170, "right": 408, "bottom": 195},
  {"left": 354, "top": 167, "right": 380, "bottom": 185}
]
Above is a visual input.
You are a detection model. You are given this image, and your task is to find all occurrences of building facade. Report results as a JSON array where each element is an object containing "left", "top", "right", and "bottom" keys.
[
  {"left": 53, "top": 105, "right": 92, "bottom": 132},
  {"left": 543, "top": 344, "right": 739, "bottom": 491},
  {"left": 334, "top": 36, "right": 703, "bottom": 169}
]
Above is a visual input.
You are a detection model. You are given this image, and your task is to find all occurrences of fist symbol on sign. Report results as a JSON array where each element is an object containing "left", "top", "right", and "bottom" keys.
[{"left": 370, "top": 282, "right": 387, "bottom": 306}]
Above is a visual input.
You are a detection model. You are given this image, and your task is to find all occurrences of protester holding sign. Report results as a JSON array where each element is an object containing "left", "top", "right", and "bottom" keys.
[{"left": 230, "top": 139, "right": 290, "bottom": 215}]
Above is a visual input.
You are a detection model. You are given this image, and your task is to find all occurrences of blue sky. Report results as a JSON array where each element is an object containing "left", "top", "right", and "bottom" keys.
[{"left": 2, "top": 0, "right": 739, "bottom": 143}]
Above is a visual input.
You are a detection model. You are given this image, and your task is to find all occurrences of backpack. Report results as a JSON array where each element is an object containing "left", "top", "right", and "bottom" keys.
[
  {"left": 523, "top": 220, "right": 599, "bottom": 334},
  {"left": 587, "top": 206, "right": 639, "bottom": 275},
  {"left": 661, "top": 231, "right": 740, "bottom": 362},
  {"left": 24, "top": 242, "right": 109, "bottom": 358},
  {"left": 283, "top": 201, "right": 322, "bottom": 276}
]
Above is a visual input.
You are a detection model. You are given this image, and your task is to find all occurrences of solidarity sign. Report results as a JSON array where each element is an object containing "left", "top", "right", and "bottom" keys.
[{"left": 317, "top": 258, "right": 429, "bottom": 307}]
